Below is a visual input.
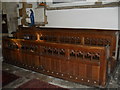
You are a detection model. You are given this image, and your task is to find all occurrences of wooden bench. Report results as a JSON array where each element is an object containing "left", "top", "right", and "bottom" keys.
[
  {"left": 2, "top": 27, "right": 119, "bottom": 87},
  {"left": 13, "top": 27, "right": 119, "bottom": 73}
]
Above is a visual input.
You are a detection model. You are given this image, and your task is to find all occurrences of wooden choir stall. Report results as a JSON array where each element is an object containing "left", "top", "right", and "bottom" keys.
[{"left": 2, "top": 27, "right": 120, "bottom": 87}]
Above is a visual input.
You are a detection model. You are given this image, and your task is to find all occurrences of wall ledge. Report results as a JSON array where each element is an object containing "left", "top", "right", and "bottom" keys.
[{"left": 47, "top": 2, "right": 119, "bottom": 10}]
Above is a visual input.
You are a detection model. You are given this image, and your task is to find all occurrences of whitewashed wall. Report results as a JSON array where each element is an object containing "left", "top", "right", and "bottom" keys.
[{"left": 45, "top": 7, "right": 118, "bottom": 30}]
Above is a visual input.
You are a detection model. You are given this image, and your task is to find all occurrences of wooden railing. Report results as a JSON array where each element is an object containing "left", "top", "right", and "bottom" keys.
[
  {"left": 2, "top": 27, "right": 119, "bottom": 87},
  {"left": 13, "top": 27, "right": 119, "bottom": 73},
  {"left": 2, "top": 37, "right": 109, "bottom": 87}
]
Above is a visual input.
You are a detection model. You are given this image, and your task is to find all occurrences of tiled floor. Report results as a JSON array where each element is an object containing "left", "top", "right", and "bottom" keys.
[{"left": 1, "top": 59, "right": 120, "bottom": 89}]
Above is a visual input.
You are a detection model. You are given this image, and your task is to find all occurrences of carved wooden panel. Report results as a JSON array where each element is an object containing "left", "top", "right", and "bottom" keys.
[
  {"left": 3, "top": 27, "right": 119, "bottom": 87},
  {"left": 2, "top": 37, "right": 108, "bottom": 87},
  {"left": 14, "top": 27, "right": 119, "bottom": 75}
]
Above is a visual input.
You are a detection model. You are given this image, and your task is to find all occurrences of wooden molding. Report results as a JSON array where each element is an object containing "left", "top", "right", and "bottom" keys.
[{"left": 47, "top": 2, "right": 119, "bottom": 10}]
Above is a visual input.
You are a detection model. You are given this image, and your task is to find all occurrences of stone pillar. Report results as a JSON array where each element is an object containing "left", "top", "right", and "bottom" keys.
[{"left": 2, "top": 2, "right": 18, "bottom": 35}]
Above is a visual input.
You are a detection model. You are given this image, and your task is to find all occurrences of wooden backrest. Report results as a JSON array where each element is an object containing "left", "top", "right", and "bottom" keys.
[
  {"left": 13, "top": 27, "right": 118, "bottom": 59},
  {"left": 2, "top": 37, "right": 109, "bottom": 86}
]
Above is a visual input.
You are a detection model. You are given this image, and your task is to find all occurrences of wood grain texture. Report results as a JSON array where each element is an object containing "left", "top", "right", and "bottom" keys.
[{"left": 2, "top": 27, "right": 119, "bottom": 87}]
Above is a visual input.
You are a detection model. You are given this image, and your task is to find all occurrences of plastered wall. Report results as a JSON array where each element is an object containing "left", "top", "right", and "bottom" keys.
[{"left": 45, "top": 7, "right": 118, "bottom": 30}]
